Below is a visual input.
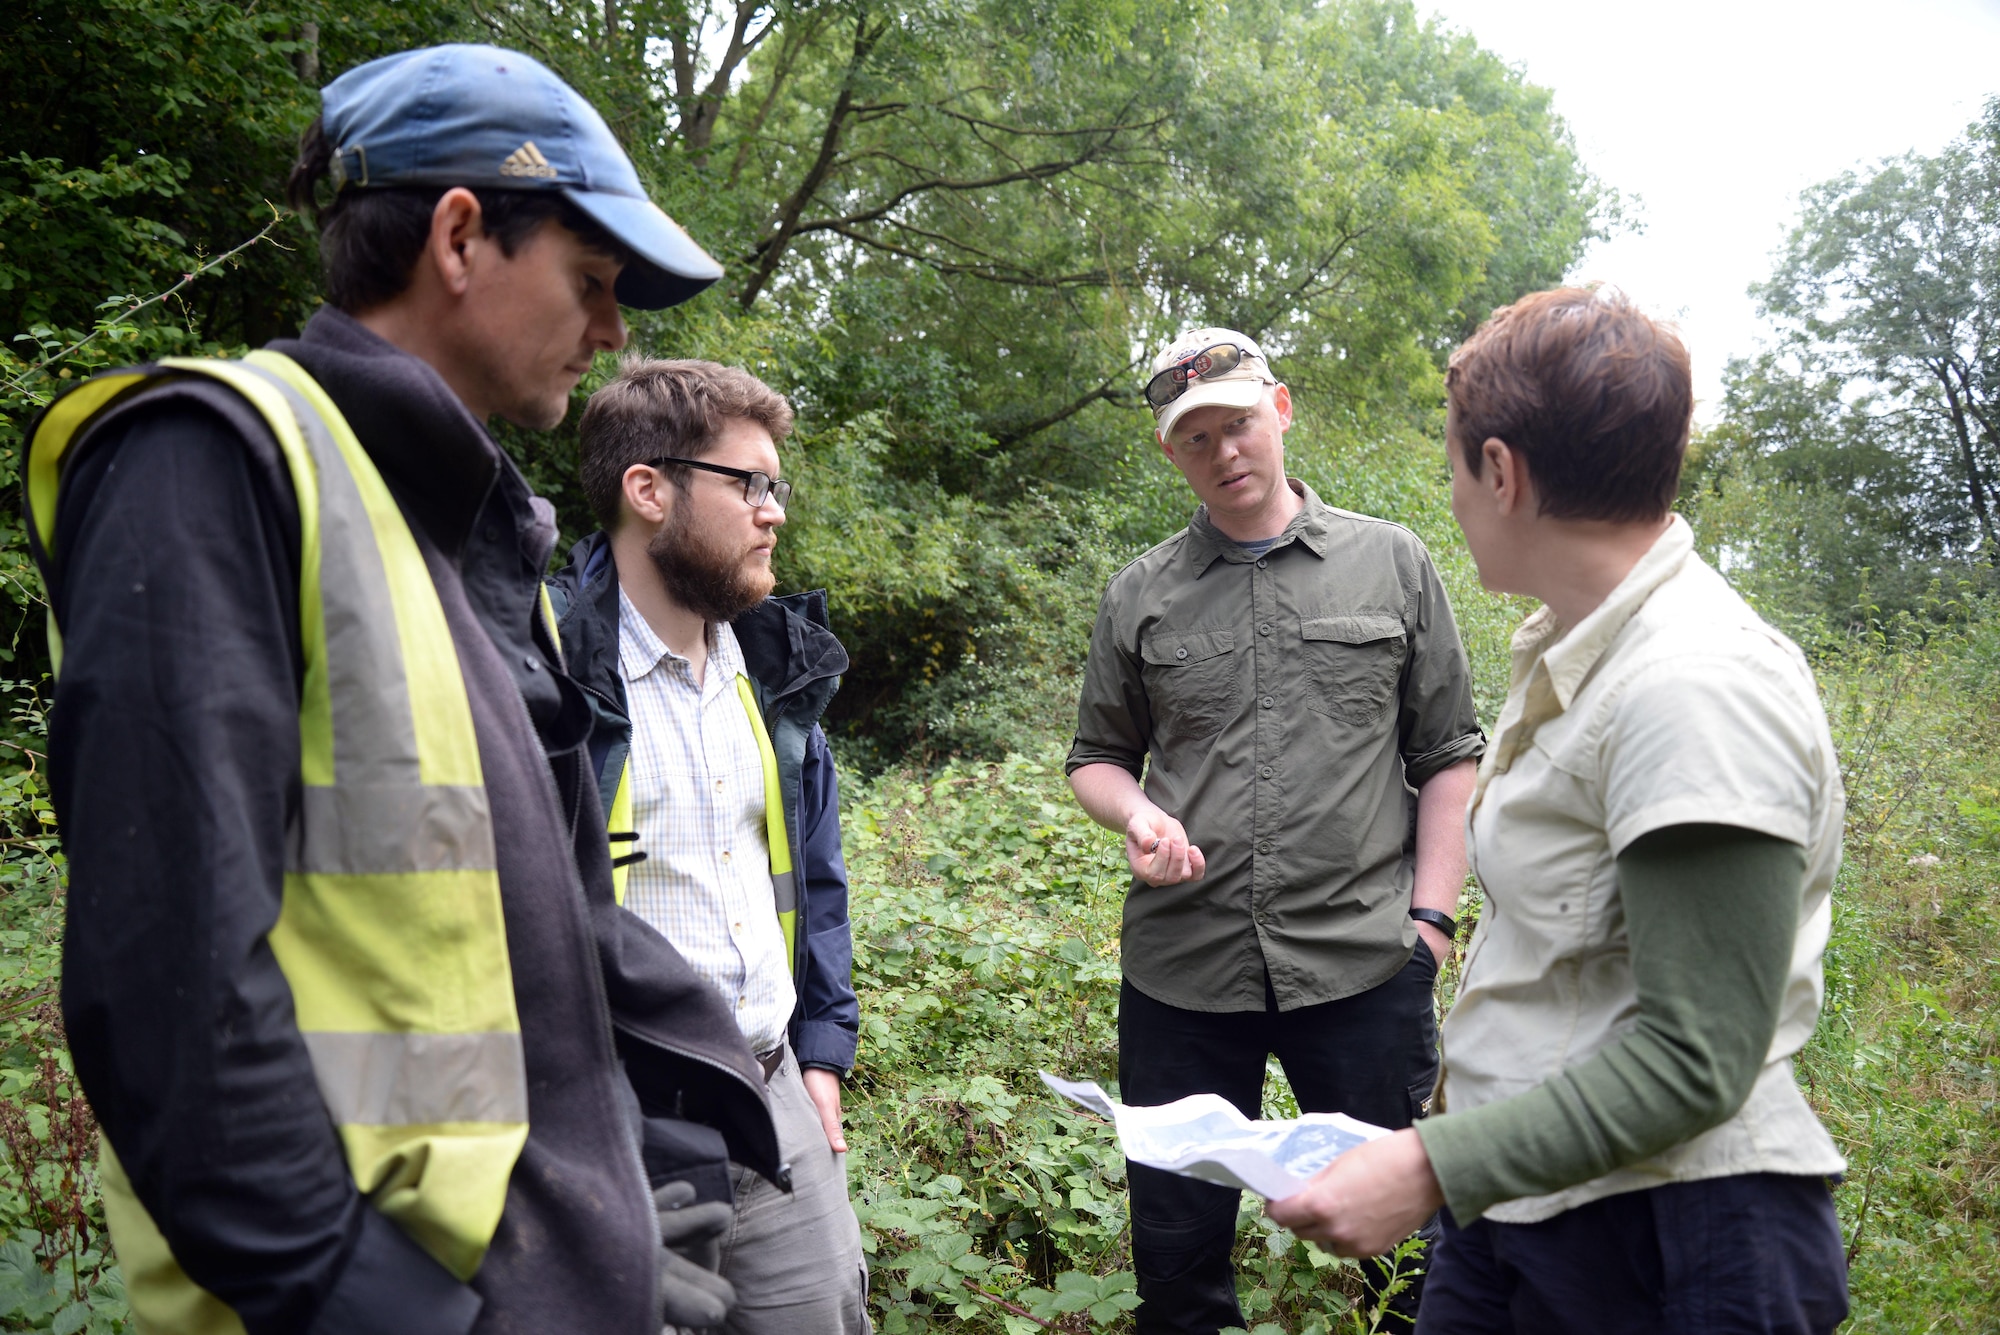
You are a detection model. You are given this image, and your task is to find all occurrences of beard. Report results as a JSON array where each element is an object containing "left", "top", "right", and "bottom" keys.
[{"left": 647, "top": 503, "right": 776, "bottom": 625}]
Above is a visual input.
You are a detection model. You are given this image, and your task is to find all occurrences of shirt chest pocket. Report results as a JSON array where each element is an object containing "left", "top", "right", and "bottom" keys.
[
  {"left": 1140, "top": 629, "right": 1238, "bottom": 742},
  {"left": 1301, "top": 614, "right": 1406, "bottom": 727}
]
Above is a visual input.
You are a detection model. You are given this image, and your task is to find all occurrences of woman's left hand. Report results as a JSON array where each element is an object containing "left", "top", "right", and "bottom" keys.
[{"left": 1264, "top": 1127, "right": 1445, "bottom": 1256}]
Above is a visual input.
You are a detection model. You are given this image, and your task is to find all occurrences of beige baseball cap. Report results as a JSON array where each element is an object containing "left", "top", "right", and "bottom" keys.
[{"left": 1147, "top": 327, "right": 1278, "bottom": 439}]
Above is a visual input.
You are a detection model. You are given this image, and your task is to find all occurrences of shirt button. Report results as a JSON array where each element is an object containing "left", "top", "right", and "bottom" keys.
[
  {"left": 1259, "top": 765, "right": 1273, "bottom": 779},
  {"left": 1258, "top": 623, "right": 1272, "bottom": 635},
  {"left": 716, "top": 779, "right": 725, "bottom": 793},
  {"left": 1175, "top": 647, "right": 1188, "bottom": 660},
  {"left": 737, "top": 996, "right": 747, "bottom": 1008},
  {"left": 721, "top": 851, "right": 732, "bottom": 863},
  {"left": 523, "top": 655, "right": 540, "bottom": 671},
  {"left": 1256, "top": 558, "right": 1268, "bottom": 569},
  {"left": 1256, "top": 840, "right": 1272, "bottom": 855},
  {"left": 1260, "top": 695, "right": 1274, "bottom": 709}
]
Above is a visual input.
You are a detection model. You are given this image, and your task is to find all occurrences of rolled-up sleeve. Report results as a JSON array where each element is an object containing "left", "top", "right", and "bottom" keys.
[
  {"left": 1397, "top": 550, "right": 1485, "bottom": 786},
  {"left": 1065, "top": 583, "right": 1151, "bottom": 778}
]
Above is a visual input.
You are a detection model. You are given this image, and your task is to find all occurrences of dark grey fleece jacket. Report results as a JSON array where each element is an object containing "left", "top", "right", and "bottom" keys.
[{"left": 43, "top": 307, "right": 779, "bottom": 1335}]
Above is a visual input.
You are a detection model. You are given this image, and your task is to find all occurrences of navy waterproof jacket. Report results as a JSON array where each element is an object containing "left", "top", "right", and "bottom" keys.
[{"left": 547, "top": 531, "right": 861, "bottom": 1075}]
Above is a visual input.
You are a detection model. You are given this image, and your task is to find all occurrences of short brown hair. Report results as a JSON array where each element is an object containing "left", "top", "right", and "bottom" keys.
[
  {"left": 578, "top": 357, "right": 796, "bottom": 530},
  {"left": 1446, "top": 287, "right": 1692, "bottom": 523}
]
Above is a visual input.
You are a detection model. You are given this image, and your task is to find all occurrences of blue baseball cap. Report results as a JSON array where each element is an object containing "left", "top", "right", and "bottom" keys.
[{"left": 320, "top": 44, "right": 723, "bottom": 309}]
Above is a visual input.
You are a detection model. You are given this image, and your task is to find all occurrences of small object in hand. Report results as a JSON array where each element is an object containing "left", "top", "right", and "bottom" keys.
[{"left": 1147, "top": 838, "right": 1162, "bottom": 854}]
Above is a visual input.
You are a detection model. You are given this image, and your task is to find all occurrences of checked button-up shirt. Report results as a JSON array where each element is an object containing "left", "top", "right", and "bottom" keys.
[
  {"left": 618, "top": 586, "right": 797, "bottom": 1055},
  {"left": 1067, "top": 480, "right": 1485, "bottom": 1013}
]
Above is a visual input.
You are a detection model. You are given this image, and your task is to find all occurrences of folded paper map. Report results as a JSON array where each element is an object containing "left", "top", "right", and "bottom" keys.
[{"left": 1039, "top": 1071, "right": 1390, "bottom": 1201}]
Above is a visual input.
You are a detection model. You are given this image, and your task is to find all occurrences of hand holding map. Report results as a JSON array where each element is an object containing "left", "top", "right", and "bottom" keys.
[{"left": 1039, "top": 1071, "right": 1390, "bottom": 1201}]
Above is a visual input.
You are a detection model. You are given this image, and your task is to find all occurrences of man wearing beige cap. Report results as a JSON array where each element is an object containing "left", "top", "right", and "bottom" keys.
[{"left": 1066, "top": 329, "right": 1485, "bottom": 1332}]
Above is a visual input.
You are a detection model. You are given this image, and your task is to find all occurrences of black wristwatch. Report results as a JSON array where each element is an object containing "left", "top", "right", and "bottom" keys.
[{"left": 1408, "top": 907, "right": 1459, "bottom": 940}]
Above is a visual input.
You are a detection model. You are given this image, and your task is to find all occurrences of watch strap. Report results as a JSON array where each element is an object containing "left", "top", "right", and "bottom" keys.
[{"left": 1409, "top": 907, "right": 1459, "bottom": 939}]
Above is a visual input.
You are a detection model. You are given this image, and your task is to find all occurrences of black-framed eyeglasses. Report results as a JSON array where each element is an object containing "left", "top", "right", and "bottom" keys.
[
  {"left": 648, "top": 456, "right": 792, "bottom": 511},
  {"left": 1143, "top": 342, "right": 1266, "bottom": 410}
]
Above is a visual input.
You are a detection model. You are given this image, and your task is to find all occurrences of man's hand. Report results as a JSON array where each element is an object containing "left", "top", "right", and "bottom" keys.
[
  {"left": 653, "top": 1180, "right": 736, "bottom": 1329},
  {"left": 1265, "top": 1128, "right": 1444, "bottom": 1257},
  {"left": 1125, "top": 805, "right": 1207, "bottom": 886},
  {"left": 802, "top": 1066, "right": 847, "bottom": 1153},
  {"left": 1415, "top": 921, "right": 1453, "bottom": 971},
  {"left": 1069, "top": 764, "right": 1206, "bottom": 886}
]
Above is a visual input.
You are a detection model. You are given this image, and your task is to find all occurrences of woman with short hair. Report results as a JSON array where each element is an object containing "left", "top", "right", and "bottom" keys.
[{"left": 1269, "top": 287, "right": 1849, "bottom": 1335}]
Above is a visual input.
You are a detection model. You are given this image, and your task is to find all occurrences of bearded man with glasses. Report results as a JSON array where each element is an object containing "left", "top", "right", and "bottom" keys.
[
  {"left": 1066, "top": 328, "right": 1487, "bottom": 1332},
  {"left": 550, "top": 358, "right": 867, "bottom": 1334}
]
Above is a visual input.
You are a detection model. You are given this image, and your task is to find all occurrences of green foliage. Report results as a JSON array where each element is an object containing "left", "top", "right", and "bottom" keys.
[
  {"left": 1700, "top": 95, "right": 2000, "bottom": 637},
  {"left": 0, "top": 705, "right": 125, "bottom": 1333},
  {"left": 1786, "top": 602, "right": 2000, "bottom": 1330},
  {"left": 2, "top": 0, "right": 1604, "bottom": 764}
]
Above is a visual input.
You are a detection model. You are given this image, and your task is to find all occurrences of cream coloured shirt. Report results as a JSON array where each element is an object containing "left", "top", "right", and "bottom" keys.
[{"left": 1438, "top": 516, "right": 1846, "bottom": 1223}]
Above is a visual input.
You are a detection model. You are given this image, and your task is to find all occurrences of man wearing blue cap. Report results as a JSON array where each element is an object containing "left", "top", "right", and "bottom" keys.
[{"left": 30, "top": 45, "right": 783, "bottom": 1335}]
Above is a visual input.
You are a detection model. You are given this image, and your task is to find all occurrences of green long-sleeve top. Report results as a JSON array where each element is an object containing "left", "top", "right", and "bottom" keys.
[{"left": 1416, "top": 823, "right": 1807, "bottom": 1223}]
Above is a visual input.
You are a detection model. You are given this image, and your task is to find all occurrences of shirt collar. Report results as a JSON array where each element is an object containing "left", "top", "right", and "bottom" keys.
[
  {"left": 1184, "top": 478, "right": 1331, "bottom": 577},
  {"left": 1515, "top": 514, "right": 1693, "bottom": 713},
  {"left": 616, "top": 586, "right": 746, "bottom": 694}
]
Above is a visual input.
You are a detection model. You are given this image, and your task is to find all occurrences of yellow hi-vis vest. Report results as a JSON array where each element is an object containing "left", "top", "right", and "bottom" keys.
[
  {"left": 603, "top": 676, "right": 798, "bottom": 971},
  {"left": 28, "top": 352, "right": 528, "bottom": 1333}
]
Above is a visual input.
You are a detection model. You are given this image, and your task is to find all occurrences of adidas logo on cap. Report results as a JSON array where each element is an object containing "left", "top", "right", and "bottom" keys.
[{"left": 499, "top": 141, "right": 558, "bottom": 179}]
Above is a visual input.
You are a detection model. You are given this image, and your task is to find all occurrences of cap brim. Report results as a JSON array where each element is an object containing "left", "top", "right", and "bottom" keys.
[
  {"left": 1154, "top": 375, "right": 1269, "bottom": 440},
  {"left": 563, "top": 188, "right": 725, "bottom": 310}
]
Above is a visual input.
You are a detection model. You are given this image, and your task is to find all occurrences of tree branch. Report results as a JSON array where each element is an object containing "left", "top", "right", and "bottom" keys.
[
  {"left": 826, "top": 226, "right": 1112, "bottom": 289},
  {"left": 727, "top": 11, "right": 820, "bottom": 188},
  {"left": 992, "top": 363, "right": 1145, "bottom": 448},
  {"left": 737, "top": 10, "right": 884, "bottom": 309},
  {"left": 768, "top": 148, "right": 1122, "bottom": 249},
  {"left": 1934, "top": 363, "right": 2000, "bottom": 554},
  {"left": 683, "top": 1, "right": 779, "bottom": 156}
]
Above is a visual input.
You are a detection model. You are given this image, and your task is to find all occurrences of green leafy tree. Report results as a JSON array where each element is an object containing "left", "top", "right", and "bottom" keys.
[
  {"left": 1683, "top": 351, "right": 1941, "bottom": 638},
  {"left": 1755, "top": 97, "right": 2000, "bottom": 561},
  {"left": 4, "top": 0, "right": 1605, "bottom": 759}
]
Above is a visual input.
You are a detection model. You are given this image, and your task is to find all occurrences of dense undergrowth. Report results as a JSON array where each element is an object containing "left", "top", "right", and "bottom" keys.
[
  {"left": 832, "top": 610, "right": 2000, "bottom": 1334},
  {"left": 0, "top": 588, "right": 1992, "bottom": 1333},
  {"left": 0, "top": 593, "right": 1994, "bottom": 1332},
  {"left": 0, "top": 450, "right": 1993, "bottom": 1333}
]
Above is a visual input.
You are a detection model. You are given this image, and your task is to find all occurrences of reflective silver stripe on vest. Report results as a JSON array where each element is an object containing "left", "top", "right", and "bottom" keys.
[
  {"left": 771, "top": 869, "right": 796, "bottom": 913},
  {"left": 288, "top": 785, "right": 497, "bottom": 875},
  {"left": 242, "top": 362, "right": 498, "bottom": 882},
  {"left": 302, "top": 1032, "right": 530, "bottom": 1125},
  {"left": 242, "top": 363, "right": 430, "bottom": 792}
]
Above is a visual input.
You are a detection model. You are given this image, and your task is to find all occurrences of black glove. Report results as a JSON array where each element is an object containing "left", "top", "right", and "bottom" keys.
[{"left": 655, "top": 1180, "right": 736, "bottom": 1331}]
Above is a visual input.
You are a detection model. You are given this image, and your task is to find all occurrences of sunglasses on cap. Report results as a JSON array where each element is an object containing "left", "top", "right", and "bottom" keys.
[{"left": 1144, "top": 342, "right": 1269, "bottom": 410}]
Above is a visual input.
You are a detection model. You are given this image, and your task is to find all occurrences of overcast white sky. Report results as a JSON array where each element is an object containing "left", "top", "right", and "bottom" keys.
[{"left": 1418, "top": 0, "right": 2000, "bottom": 418}]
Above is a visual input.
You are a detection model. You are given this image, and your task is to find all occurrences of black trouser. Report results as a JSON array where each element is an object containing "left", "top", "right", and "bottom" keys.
[
  {"left": 1417, "top": 1173, "right": 1849, "bottom": 1334},
  {"left": 1118, "top": 943, "right": 1442, "bottom": 1335}
]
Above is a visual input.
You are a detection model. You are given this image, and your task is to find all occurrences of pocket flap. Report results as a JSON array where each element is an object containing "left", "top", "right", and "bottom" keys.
[
  {"left": 1141, "top": 629, "right": 1236, "bottom": 666},
  {"left": 1300, "top": 613, "right": 1405, "bottom": 646}
]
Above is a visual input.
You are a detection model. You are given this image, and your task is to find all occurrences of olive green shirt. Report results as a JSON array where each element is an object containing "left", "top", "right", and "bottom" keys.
[{"left": 1067, "top": 482, "right": 1485, "bottom": 1012}]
